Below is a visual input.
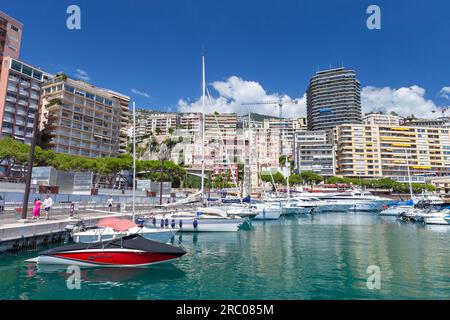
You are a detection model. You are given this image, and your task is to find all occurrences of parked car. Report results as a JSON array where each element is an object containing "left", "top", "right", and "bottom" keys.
[{"left": 0, "top": 195, "right": 4, "bottom": 213}]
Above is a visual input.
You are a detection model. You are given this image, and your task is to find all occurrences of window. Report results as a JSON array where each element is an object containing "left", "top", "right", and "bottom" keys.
[
  {"left": 32, "top": 70, "right": 42, "bottom": 81},
  {"left": 11, "top": 60, "right": 21, "bottom": 72},
  {"left": 65, "top": 85, "right": 75, "bottom": 93},
  {"left": 22, "top": 65, "right": 32, "bottom": 77}
]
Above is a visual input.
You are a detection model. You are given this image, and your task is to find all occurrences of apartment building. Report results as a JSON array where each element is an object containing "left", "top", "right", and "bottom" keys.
[
  {"left": 0, "top": 11, "right": 22, "bottom": 76},
  {"left": 363, "top": 113, "right": 403, "bottom": 126},
  {"left": 335, "top": 124, "right": 450, "bottom": 181},
  {"left": 132, "top": 111, "right": 179, "bottom": 139},
  {"left": 0, "top": 57, "right": 51, "bottom": 144},
  {"left": 294, "top": 130, "right": 335, "bottom": 176},
  {"left": 103, "top": 89, "right": 130, "bottom": 153},
  {"left": 307, "top": 67, "right": 362, "bottom": 131},
  {"left": 263, "top": 118, "right": 295, "bottom": 157},
  {"left": 40, "top": 75, "right": 126, "bottom": 158}
]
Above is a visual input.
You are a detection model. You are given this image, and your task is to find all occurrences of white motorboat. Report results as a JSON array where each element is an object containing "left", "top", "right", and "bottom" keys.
[
  {"left": 72, "top": 218, "right": 177, "bottom": 244},
  {"left": 251, "top": 200, "right": 283, "bottom": 219},
  {"left": 424, "top": 210, "right": 450, "bottom": 225},
  {"left": 148, "top": 207, "right": 245, "bottom": 232},
  {"left": 379, "top": 205, "right": 411, "bottom": 217},
  {"left": 288, "top": 196, "right": 351, "bottom": 213},
  {"left": 314, "top": 189, "right": 390, "bottom": 212},
  {"left": 282, "top": 201, "right": 313, "bottom": 215}
]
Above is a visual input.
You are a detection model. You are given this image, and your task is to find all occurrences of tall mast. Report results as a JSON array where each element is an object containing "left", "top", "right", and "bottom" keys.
[
  {"left": 200, "top": 53, "right": 206, "bottom": 205},
  {"left": 132, "top": 101, "right": 136, "bottom": 221},
  {"left": 405, "top": 149, "right": 413, "bottom": 199}
]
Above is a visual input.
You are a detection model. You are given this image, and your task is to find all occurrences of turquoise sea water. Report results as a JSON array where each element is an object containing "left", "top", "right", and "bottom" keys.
[{"left": 1, "top": 213, "right": 450, "bottom": 300}]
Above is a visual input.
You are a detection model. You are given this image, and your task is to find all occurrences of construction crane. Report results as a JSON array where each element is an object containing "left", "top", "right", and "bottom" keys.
[{"left": 241, "top": 99, "right": 299, "bottom": 119}]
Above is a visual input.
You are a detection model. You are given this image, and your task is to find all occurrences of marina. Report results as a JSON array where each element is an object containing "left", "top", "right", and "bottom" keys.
[{"left": 1, "top": 211, "right": 450, "bottom": 300}]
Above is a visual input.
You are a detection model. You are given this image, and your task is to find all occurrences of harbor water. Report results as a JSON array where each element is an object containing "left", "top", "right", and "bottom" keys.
[{"left": 1, "top": 212, "right": 449, "bottom": 300}]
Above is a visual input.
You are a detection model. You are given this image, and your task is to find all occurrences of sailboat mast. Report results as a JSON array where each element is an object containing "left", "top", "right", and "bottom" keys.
[
  {"left": 132, "top": 101, "right": 136, "bottom": 221},
  {"left": 200, "top": 54, "right": 206, "bottom": 205},
  {"left": 405, "top": 149, "right": 413, "bottom": 199}
]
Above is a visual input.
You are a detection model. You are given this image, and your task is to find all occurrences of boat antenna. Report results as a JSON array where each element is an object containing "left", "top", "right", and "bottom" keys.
[
  {"left": 132, "top": 100, "right": 136, "bottom": 222},
  {"left": 200, "top": 52, "right": 206, "bottom": 206}
]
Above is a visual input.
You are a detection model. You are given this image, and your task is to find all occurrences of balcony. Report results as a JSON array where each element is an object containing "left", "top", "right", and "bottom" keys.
[
  {"left": 15, "top": 120, "right": 25, "bottom": 126},
  {"left": 7, "top": 86, "right": 18, "bottom": 93},
  {"left": 6, "top": 96, "right": 17, "bottom": 103},
  {"left": 30, "top": 94, "right": 39, "bottom": 100},
  {"left": 29, "top": 103, "right": 39, "bottom": 110},
  {"left": 3, "top": 116, "right": 14, "bottom": 123},
  {"left": 2, "top": 127, "right": 12, "bottom": 134},
  {"left": 8, "top": 76, "right": 19, "bottom": 83},
  {"left": 16, "top": 110, "right": 27, "bottom": 116},
  {"left": 31, "top": 84, "right": 40, "bottom": 90},
  {"left": 26, "top": 122, "right": 34, "bottom": 128},
  {"left": 19, "top": 90, "right": 29, "bottom": 97},
  {"left": 5, "top": 106, "right": 15, "bottom": 113},
  {"left": 20, "top": 82, "right": 30, "bottom": 88},
  {"left": 18, "top": 100, "right": 28, "bottom": 106}
]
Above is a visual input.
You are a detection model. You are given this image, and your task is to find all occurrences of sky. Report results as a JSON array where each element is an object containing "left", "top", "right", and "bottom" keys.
[{"left": 2, "top": 0, "right": 450, "bottom": 118}]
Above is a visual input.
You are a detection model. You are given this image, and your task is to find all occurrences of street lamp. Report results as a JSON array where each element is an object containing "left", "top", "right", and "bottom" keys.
[{"left": 158, "top": 144, "right": 170, "bottom": 205}]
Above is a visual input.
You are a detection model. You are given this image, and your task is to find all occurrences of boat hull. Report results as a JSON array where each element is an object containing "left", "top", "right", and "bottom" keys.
[
  {"left": 254, "top": 208, "right": 283, "bottom": 219},
  {"left": 177, "top": 218, "right": 243, "bottom": 232},
  {"left": 281, "top": 207, "right": 311, "bottom": 215},
  {"left": 29, "top": 250, "right": 183, "bottom": 267}
]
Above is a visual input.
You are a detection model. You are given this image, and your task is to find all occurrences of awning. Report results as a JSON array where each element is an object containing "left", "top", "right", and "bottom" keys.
[{"left": 97, "top": 218, "right": 137, "bottom": 232}]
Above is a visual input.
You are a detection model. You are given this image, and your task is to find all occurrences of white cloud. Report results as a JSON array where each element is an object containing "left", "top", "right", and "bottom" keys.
[
  {"left": 75, "top": 68, "right": 90, "bottom": 81},
  {"left": 177, "top": 76, "right": 446, "bottom": 119},
  {"left": 177, "top": 76, "right": 306, "bottom": 118},
  {"left": 132, "top": 89, "right": 151, "bottom": 98},
  {"left": 361, "top": 85, "right": 439, "bottom": 118},
  {"left": 439, "top": 87, "right": 450, "bottom": 100}
]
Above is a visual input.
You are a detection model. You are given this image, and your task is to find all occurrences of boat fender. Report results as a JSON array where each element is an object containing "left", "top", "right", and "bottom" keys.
[
  {"left": 193, "top": 219, "right": 198, "bottom": 228},
  {"left": 179, "top": 219, "right": 183, "bottom": 228},
  {"left": 164, "top": 218, "right": 169, "bottom": 227},
  {"left": 152, "top": 217, "right": 156, "bottom": 225},
  {"left": 171, "top": 219, "right": 176, "bottom": 228},
  {"left": 160, "top": 219, "right": 164, "bottom": 228}
]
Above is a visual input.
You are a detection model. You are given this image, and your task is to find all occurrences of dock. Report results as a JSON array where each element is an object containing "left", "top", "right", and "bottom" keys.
[{"left": 0, "top": 210, "right": 137, "bottom": 253}]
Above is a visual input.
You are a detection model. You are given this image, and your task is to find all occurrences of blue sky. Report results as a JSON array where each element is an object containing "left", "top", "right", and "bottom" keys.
[{"left": 2, "top": 0, "right": 450, "bottom": 117}]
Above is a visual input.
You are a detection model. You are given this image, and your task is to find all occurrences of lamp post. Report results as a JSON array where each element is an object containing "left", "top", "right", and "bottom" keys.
[
  {"left": 158, "top": 144, "right": 170, "bottom": 205},
  {"left": 21, "top": 107, "right": 40, "bottom": 220}
]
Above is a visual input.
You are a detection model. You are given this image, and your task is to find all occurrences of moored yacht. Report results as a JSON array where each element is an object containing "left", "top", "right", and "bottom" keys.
[
  {"left": 147, "top": 207, "right": 245, "bottom": 232},
  {"left": 314, "top": 189, "right": 390, "bottom": 211}
]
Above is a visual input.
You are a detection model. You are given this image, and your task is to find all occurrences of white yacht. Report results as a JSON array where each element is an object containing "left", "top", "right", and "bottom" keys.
[
  {"left": 148, "top": 207, "right": 245, "bottom": 232},
  {"left": 315, "top": 189, "right": 390, "bottom": 212},
  {"left": 251, "top": 200, "right": 283, "bottom": 219}
]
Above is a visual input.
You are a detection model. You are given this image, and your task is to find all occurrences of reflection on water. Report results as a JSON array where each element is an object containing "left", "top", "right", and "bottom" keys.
[{"left": 0, "top": 212, "right": 450, "bottom": 300}]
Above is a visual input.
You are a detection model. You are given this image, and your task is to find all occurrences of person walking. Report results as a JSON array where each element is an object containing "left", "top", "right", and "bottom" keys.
[
  {"left": 42, "top": 194, "right": 53, "bottom": 220},
  {"left": 107, "top": 196, "right": 114, "bottom": 212},
  {"left": 32, "top": 198, "right": 41, "bottom": 219}
]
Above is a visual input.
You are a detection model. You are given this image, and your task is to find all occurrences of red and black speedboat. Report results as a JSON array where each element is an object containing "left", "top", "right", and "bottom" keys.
[{"left": 26, "top": 234, "right": 186, "bottom": 267}]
